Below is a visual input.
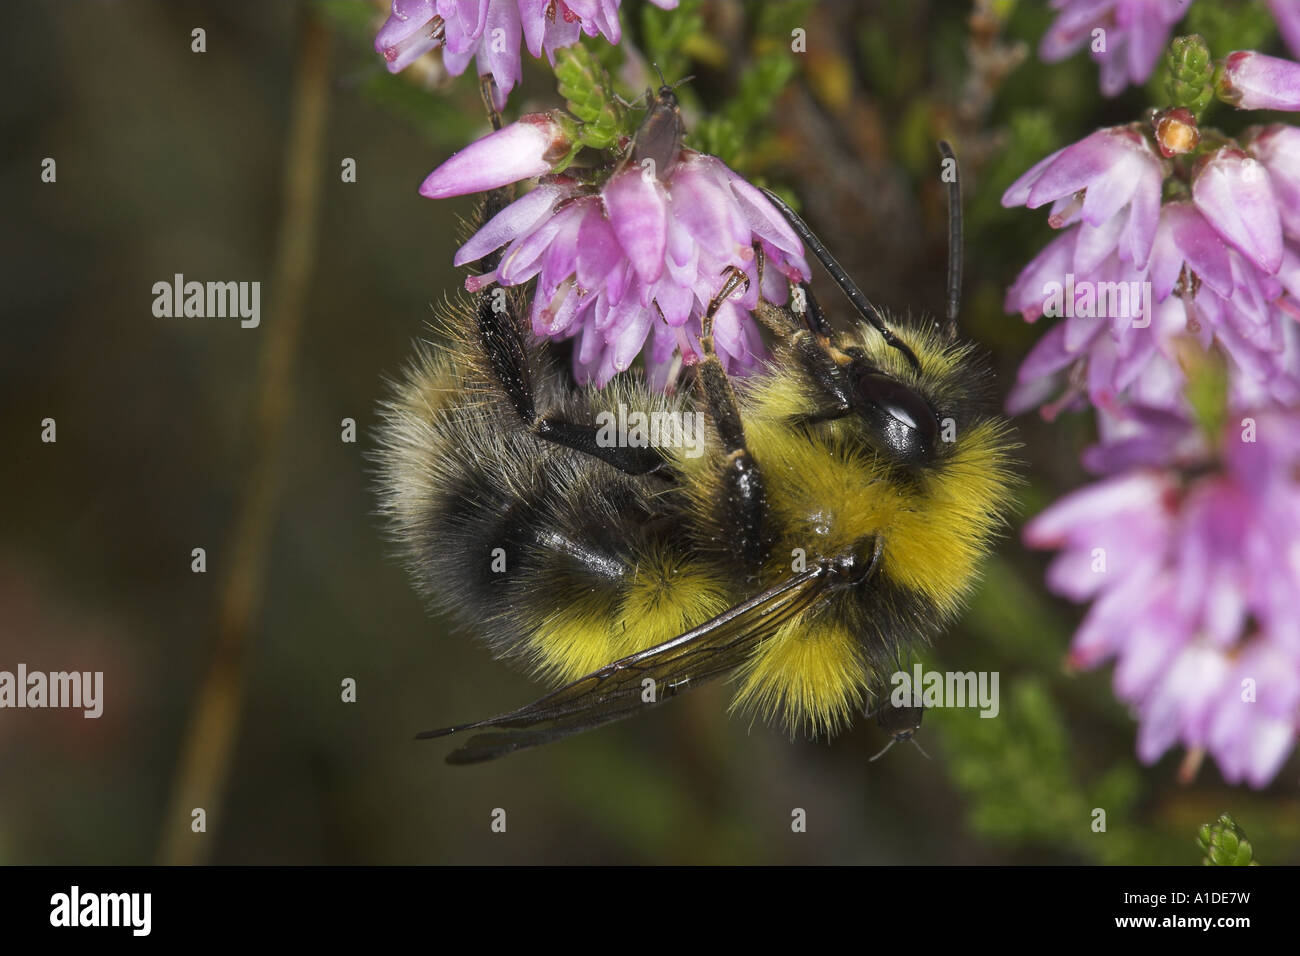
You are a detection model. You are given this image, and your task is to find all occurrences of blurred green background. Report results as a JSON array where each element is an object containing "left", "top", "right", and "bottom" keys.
[{"left": 2, "top": 0, "right": 1296, "bottom": 865}]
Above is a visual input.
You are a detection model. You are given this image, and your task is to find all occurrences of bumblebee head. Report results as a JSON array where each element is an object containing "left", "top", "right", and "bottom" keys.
[{"left": 849, "top": 360, "right": 941, "bottom": 467}]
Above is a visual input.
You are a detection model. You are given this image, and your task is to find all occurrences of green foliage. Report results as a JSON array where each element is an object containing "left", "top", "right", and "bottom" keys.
[
  {"left": 1163, "top": 34, "right": 1216, "bottom": 116},
  {"left": 359, "top": 72, "right": 486, "bottom": 149},
  {"left": 555, "top": 44, "right": 629, "bottom": 151},
  {"left": 316, "top": 0, "right": 376, "bottom": 38},
  {"left": 1184, "top": 345, "right": 1230, "bottom": 446},
  {"left": 640, "top": 0, "right": 709, "bottom": 86},
  {"left": 1198, "top": 813, "right": 1261, "bottom": 865},
  {"left": 690, "top": 52, "right": 796, "bottom": 168},
  {"left": 651, "top": 0, "right": 809, "bottom": 174},
  {"left": 930, "top": 678, "right": 1145, "bottom": 863},
  {"left": 1184, "top": 0, "right": 1277, "bottom": 56}
]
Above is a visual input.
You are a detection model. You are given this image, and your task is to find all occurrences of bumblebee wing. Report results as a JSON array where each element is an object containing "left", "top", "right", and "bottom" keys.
[{"left": 420, "top": 563, "right": 837, "bottom": 764}]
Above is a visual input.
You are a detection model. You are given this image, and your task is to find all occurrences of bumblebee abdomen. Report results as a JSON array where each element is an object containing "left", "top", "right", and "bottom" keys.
[{"left": 374, "top": 336, "right": 733, "bottom": 683}]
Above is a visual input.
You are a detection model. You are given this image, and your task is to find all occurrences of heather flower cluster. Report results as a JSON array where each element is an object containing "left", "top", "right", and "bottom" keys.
[
  {"left": 447, "top": 150, "right": 810, "bottom": 387},
  {"left": 403, "top": 69, "right": 809, "bottom": 388},
  {"left": 1026, "top": 416, "right": 1300, "bottom": 787},
  {"left": 1004, "top": 47, "right": 1300, "bottom": 419},
  {"left": 375, "top": 0, "right": 677, "bottom": 108},
  {"left": 375, "top": 0, "right": 810, "bottom": 388},
  {"left": 1040, "top": 0, "right": 1300, "bottom": 95},
  {"left": 1006, "top": 36, "right": 1300, "bottom": 785}
]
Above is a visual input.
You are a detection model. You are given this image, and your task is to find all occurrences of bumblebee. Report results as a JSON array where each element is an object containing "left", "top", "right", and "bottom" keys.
[{"left": 374, "top": 143, "right": 1014, "bottom": 764}]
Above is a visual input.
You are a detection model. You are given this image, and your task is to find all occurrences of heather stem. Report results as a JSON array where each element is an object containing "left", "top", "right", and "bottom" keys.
[{"left": 157, "top": 8, "right": 332, "bottom": 865}]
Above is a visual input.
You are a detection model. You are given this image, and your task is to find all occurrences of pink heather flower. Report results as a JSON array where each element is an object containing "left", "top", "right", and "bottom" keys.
[
  {"left": 375, "top": 0, "right": 444, "bottom": 74},
  {"left": 1002, "top": 119, "right": 1300, "bottom": 419},
  {"left": 419, "top": 112, "right": 573, "bottom": 198},
  {"left": 1193, "top": 147, "right": 1286, "bottom": 271},
  {"left": 1081, "top": 402, "right": 1209, "bottom": 472},
  {"left": 1218, "top": 50, "right": 1300, "bottom": 112},
  {"left": 1001, "top": 127, "right": 1164, "bottom": 271},
  {"left": 1249, "top": 124, "right": 1300, "bottom": 239},
  {"left": 1039, "top": 0, "right": 1191, "bottom": 96},
  {"left": 375, "top": 0, "right": 678, "bottom": 108},
  {"left": 1025, "top": 414, "right": 1300, "bottom": 787},
  {"left": 1004, "top": 200, "right": 1300, "bottom": 417},
  {"left": 450, "top": 152, "right": 810, "bottom": 388},
  {"left": 1271, "top": 0, "right": 1300, "bottom": 59}
]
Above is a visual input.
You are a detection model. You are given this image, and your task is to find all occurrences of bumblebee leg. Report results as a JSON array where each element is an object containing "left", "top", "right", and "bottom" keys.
[
  {"left": 471, "top": 78, "right": 514, "bottom": 274},
  {"left": 474, "top": 291, "right": 668, "bottom": 475},
  {"left": 752, "top": 244, "right": 833, "bottom": 339},
  {"left": 749, "top": 247, "right": 857, "bottom": 420},
  {"left": 463, "top": 76, "right": 668, "bottom": 476},
  {"left": 699, "top": 268, "right": 771, "bottom": 573}
]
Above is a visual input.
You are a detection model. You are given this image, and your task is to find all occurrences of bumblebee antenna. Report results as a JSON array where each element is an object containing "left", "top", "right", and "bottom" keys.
[
  {"left": 910, "top": 737, "right": 932, "bottom": 760},
  {"left": 868, "top": 739, "right": 897, "bottom": 762},
  {"left": 759, "top": 187, "right": 921, "bottom": 373},
  {"left": 938, "top": 141, "right": 962, "bottom": 336}
]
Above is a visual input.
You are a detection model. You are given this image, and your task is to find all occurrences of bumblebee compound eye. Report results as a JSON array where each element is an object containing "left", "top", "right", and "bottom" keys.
[{"left": 855, "top": 373, "right": 939, "bottom": 465}]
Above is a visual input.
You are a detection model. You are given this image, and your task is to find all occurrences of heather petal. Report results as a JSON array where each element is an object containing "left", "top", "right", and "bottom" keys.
[
  {"left": 663, "top": 212, "right": 700, "bottom": 288},
  {"left": 1136, "top": 646, "right": 1230, "bottom": 762},
  {"left": 1271, "top": 0, "right": 1300, "bottom": 59},
  {"left": 1251, "top": 125, "right": 1300, "bottom": 239},
  {"left": 669, "top": 159, "right": 745, "bottom": 254},
  {"left": 1005, "top": 374, "right": 1071, "bottom": 417},
  {"left": 480, "top": 0, "right": 524, "bottom": 104},
  {"left": 1193, "top": 150, "right": 1284, "bottom": 274},
  {"left": 497, "top": 202, "right": 580, "bottom": 284},
  {"left": 1002, "top": 144, "right": 1069, "bottom": 208},
  {"left": 1016, "top": 323, "right": 1076, "bottom": 383},
  {"left": 1006, "top": 227, "right": 1079, "bottom": 320},
  {"left": 537, "top": 207, "right": 584, "bottom": 298},
  {"left": 1025, "top": 131, "right": 1119, "bottom": 209},
  {"left": 650, "top": 278, "right": 694, "bottom": 327},
  {"left": 517, "top": 0, "right": 547, "bottom": 56},
  {"left": 600, "top": 290, "right": 640, "bottom": 332},
  {"left": 1119, "top": 158, "right": 1162, "bottom": 267},
  {"left": 1038, "top": 0, "right": 1110, "bottom": 62},
  {"left": 1219, "top": 51, "right": 1300, "bottom": 111},
  {"left": 536, "top": 281, "right": 582, "bottom": 336},
  {"left": 610, "top": 306, "right": 653, "bottom": 371},
  {"left": 375, "top": 0, "right": 443, "bottom": 73},
  {"left": 1114, "top": 598, "right": 1190, "bottom": 706},
  {"left": 453, "top": 184, "right": 562, "bottom": 266},
  {"left": 603, "top": 168, "right": 668, "bottom": 285},
  {"left": 1025, "top": 470, "right": 1171, "bottom": 548},
  {"left": 1121, "top": 0, "right": 1174, "bottom": 87},
  {"left": 1279, "top": 244, "right": 1300, "bottom": 301},
  {"left": 1074, "top": 211, "right": 1126, "bottom": 274},
  {"left": 420, "top": 114, "right": 565, "bottom": 199},
  {"left": 1076, "top": 157, "right": 1140, "bottom": 227},
  {"left": 1150, "top": 202, "right": 1234, "bottom": 300},
  {"left": 575, "top": 208, "right": 622, "bottom": 290},
  {"left": 726, "top": 172, "right": 805, "bottom": 262},
  {"left": 442, "top": 0, "right": 488, "bottom": 55}
]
